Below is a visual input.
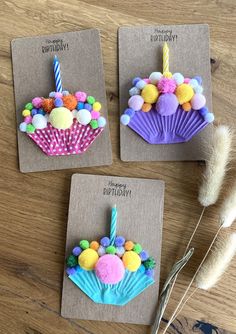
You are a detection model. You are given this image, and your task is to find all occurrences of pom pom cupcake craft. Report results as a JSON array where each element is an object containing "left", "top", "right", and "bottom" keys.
[
  {"left": 66, "top": 205, "right": 156, "bottom": 306},
  {"left": 120, "top": 42, "right": 214, "bottom": 144},
  {"left": 19, "top": 55, "right": 107, "bottom": 156}
]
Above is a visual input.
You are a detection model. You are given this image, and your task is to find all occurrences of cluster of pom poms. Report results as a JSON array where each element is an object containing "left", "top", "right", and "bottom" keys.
[
  {"left": 66, "top": 236, "right": 156, "bottom": 285},
  {"left": 19, "top": 90, "right": 106, "bottom": 134},
  {"left": 120, "top": 72, "right": 214, "bottom": 125}
]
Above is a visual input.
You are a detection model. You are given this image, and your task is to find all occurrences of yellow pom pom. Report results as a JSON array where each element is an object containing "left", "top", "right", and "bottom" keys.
[
  {"left": 78, "top": 248, "right": 99, "bottom": 270},
  {"left": 141, "top": 84, "right": 159, "bottom": 104},
  {"left": 175, "top": 84, "right": 194, "bottom": 104},
  {"left": 49, "top": 107, "right": 73, "bottom": 130},
  {"left": 22, "top": 109, "right": 31, "bottom": 117},
  {"left": 163, "top": 71, "right": 172, "bottom": 78},
  {"left": 93, "top": 102, "right": 101, "bottom": 112},
  {"left": 90, "top": 241, "right": 99, "bottom": 251},
  {"left": 122, "top": 251, "right": 141, "bottom": 272},
  {"left": 182, "top": 102, "right": 191, "bottom": 112},
  {"left": 142, "top": 103, "right": 152, "bottom": 112}
]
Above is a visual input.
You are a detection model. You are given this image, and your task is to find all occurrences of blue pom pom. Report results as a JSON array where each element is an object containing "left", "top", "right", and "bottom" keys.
[
  {"left": 194, "top": 76, "right": 203, "bottom": 85},
  {"left": 97, "top": 116, "right": 106, "bottom": 128},
  {"left": 100, "top": 237, "right": 110, "bottom": 247},
  {"left": 120, "top": 114, "right": 130, "bottom": 125},
  {"left": 19, "top": 122, "right": 27, "bottom": 132},
  {"left": 136, "top": 80, "right": 147, "bottom": 90},
  {"left": 145, "top": 269, "right": 154, "bottom": 278},
  {"left": 37, "top": 108, "right": 45, "bottom": 115},
  {"left": 140, "top": 250, "right": 149, "bottom": 261},
  {"left": 124, "top": 108, "right": 135, "bottom": 118},
  {"left": 115, "top": 236, "right": 125, "bottom": 247},
  {"left": 139, "top": 264, "right": 146, "bottom": 274},
  {"left": 66, "top": 267, "right": 76, "bottom": 275},
  {"left": 84, "top": 103, "right": 92, "bottom": 111},
  {"left": 199, "top": 107, "right": 209, "bottom": 117},
  {"left": 204, "top": 112, "right": 214, "bottom": 123},
  {"left": 129, "top": 87, "right": 140, "bottom": 96},
  {"left": 77, "top": 102, "right": 85, "bottom": 110},
  {"left": 172, "top": 73, "right": 184, "bottom": 85},
  {"left": 49, "top": 91, "right": 56, "bottom": 98},
  {"left": 72, "top": 246, "right": 82, "bottom": 256},
  {"left": 62, "top": 90, "right": 69, "bottom": 96},
  {"left": 54, "top": 98, "right": 64, "bottom": 107},
  {"left": 31, "top": 108, "right": 38, "bottom": 116},
  {"left": 132, "top": 77, "right": 141, "bottom": 86},
  {"left": 189, "top": 79, "right": 199, "bottom": 88}
]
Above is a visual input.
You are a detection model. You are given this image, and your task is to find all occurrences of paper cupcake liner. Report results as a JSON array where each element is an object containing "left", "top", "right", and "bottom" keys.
[
  {"left": 68, "top": 265, "right": 154, "bottom": 306},
  {"left": 28, "top": 120, "right": 103, "bottom": 156},
  {"left": 128, "top": 107, "right": 208, "bottom": 144}
]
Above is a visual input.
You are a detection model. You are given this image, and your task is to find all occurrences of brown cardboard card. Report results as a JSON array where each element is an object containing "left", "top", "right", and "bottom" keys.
[
  {"left": 119, "top": 24, "right": 213, "bottom": 161},
  {"left": 61, "top": 174, "right": 164, "bottom": 325},
  {"left": 11, "top": 29, "right": 112, "bottom": 172}
]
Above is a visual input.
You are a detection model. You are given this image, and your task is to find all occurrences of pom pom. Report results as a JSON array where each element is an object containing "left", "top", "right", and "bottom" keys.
[
  {"left": 120, "top": 114, "right": 130, "bottom": 125},
  {"left": 100, "top": 237, "right": 110, "bottom": 247},
  {"left": 199, "top": 106, "right": 209, "bottom": 117},
  {"left": 32, "top": 97, "right": 42, "bottom": 109},
  {"left": 122, "top": 251, "right": 141, "bottom": 272},
  {"left": 157, "top": 78, "right": 176, "bottom": 94},
  {"left": 98, "top": 245, "right": 106, "bottom": 256},
  {"left": 79, "top": 248, "right": 99, "bottom": 271},
  {"left": 194, "top": 76, "right": 202, "bottom": 85},
  {"left": 189, "top": 79, "right": 199, "bottom": 89},
  {"left": 62, "top": 90, "right": 69, "bottom": 96},
  {"left": 93, "top": 102, "right": 101, "bottom": 112},
  {"left": 32, "top": 114, "right": 47, "bottom": 129},
  {"left": 182, "top": 102, "right": 192, "bottom": 112},
  {"left": 55, "top": 92, "right": 63, "bottom": 99},
  {"left": 75, "top": 91, "right": 87, "bottom": 102},
  {"left": 132, "top": 77, "right": 141, "bottom": 86},
  {"left": 49, "top": 107, "right": 73, "bottom": 130},
  {"left": 106, "top": 245, "right": 116, "bottom": 254},
  {"left": 42, "top": 98, "right": 54, "bottom": 113},
  {"left": 90, "top": 241, "right": 100, "bottom": 251},
  {"left": 77, "top": 102, "right": 85, "bottom": 110},
  {"left": 124, "top": 240, "right": 134, "bottom": 251},
  {"left": 71, "top": 109, "right": 78, "bottom": 118},
  {"left": 143, "top": 78, "right": 151, "bottom": 84},
  {"left": 204, "top": 112, "right": 214, "bottom": 123},
  {"left": 95, "top": 254, "right": 125, "bottom": 284},
  {"left": 25, "top": 102, "right": 33, "bottom": 111},
  {"left": 191, "top": 93, "right": 206, "bottom": 110},
  {"left": 49, "top": 91, "right": 56, "bottom": 98},
  {"left": 142, "top": 103, "right": 152, "bottom": 112},
  {"left": 163, "top": 71, "right": 172, "bottom": 78},
  {"left": 184, "top": 78, "right": 190, "bottom": 83},
  {"left": 54, "top": 98, "right": 64, "bottom": 107},
  {"left": 116, "top": 246, "right": 125, "bottom": 257},
  {"left": 194, "top": 85, "right": 203, "bottom": 94},
  {"left": 22, "top": 109, "right": 31, "bottom": 117},
  {"left": 87, "top": 96, "right": 95, "bottom": 105},
  {"left": 91, "top": 111, "right": 100, "bottom": 120},
  {"left": 66, "top": 254, "right": 78, "bottom": 267},
  {"left": 31, "top": 109, "right": 38, "bottom": 116},
  {"left": 37, "top": 108, "right": 45, "bottom": 115},
  {"left": 143, "top": 257, "right": 156, "bottom": 269},
  {"left": 90, "top": 120, "right": 99, "bottom": 129},
  {"left": 84, "top": 103, "right": 92, "bottom": 111},
  {"left": 129, "top": 87, "right": 140, "bottom": 96},
  {"left": 24, "top": 116, "right": 32, "bottom": 124},
  {"left": 79, "top": 240, "right": 90, "bottom": 250},
  {"left": 175, "top": 84, "right": 194, "bottom": 104},
  {"left": 128, "top": 95, "right": 144, "bottom": 111},
  {"left": 62, "top": 94, "right": 77, "bottom": 110},
  {"left": 149, "top": 72, "right": 162, "bottom": 84},
  {"left": 145, "top": 269, "right": 154, "bottom": 278},
  {"left": 97, "top": 116, "right": 106, "bottom": 128},
  {"left": 76, "top": 109, "right": 92, "bottom": 125},
  {"left": 139, "top": 250, "right": 149, "bottom": 261},
  {"left": 133, "top": 243, "right": 142, "bottom": 254},
  {"left": 72, "top": 246, "right": 82, "bottom": 256},
  {"left": 124, "top": 108, "right": 135, "bottom": 118},
  {"left": 136, "top": 80, "right": 147, "bottom": 90},
  {"left": 172, "top": 73, "right": 184, "bottom": 85},
  {"left": 19, "top": 122, "right": 27, "bottom": 132},
  {"left": 66, "top": 267, "right": 76, "bottom": 275},
  {"left": 141, "top": 84, "right": 159, "bottom": 104},
  {"left": 115, "top": 236, "right": 125, "bottom": 247},
  {"left": 156, "top": 93, "right": 178, "bottom": 116}
]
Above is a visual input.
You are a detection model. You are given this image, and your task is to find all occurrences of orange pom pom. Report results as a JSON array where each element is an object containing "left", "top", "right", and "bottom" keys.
[
  {"left": 125, "top": 241, "right": 134, "bottom": 251},
  {"left": 142, "top": 103, "right": 152, "bottom": 112},
  {"left": 62, "top": 94, "right": 77, "bottom": 110},
  {"left": 90, "top": 241, "right": 99, "bottom": 251},
  {"left": 42, "top": 98, "right": 54, "bottom": 113},
  {"left": 182, "top": 102, "right": 191, "bottom": 112}
]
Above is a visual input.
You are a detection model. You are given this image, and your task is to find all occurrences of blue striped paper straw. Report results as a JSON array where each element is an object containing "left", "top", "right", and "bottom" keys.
[
  {"left": 110, "top": 205, "right": 117, "bottom": 245},
  {"left": 53, "top": 55, "right": 62, "bottom": 92}
]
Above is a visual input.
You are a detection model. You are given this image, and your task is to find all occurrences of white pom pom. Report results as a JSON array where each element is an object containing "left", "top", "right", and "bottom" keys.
[
  {"left": 32, "top": 114, "right": 47, "bottom": 129},
  {"left": 149, "top": 72, "right": 162, "bottom": 84},
  {"left": 71, "top": 109, "right": 78, "bottom": 119},
  {"left": 172, "top": 73, "right": 184, "bottom": 85},
  {"left": 76, "top": 109, "right": 92, "bottom": 125}
]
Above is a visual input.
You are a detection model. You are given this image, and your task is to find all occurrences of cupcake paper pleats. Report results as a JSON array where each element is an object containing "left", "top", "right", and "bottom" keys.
[
  {"left": 120, "top": 43, "right": 214, "bottom": 144},
  {"left": 19, "top": 56, "right": 106, "bottom": 156},
  {"left": 66, "top": 206, "right": 156, "bottom": 306}
]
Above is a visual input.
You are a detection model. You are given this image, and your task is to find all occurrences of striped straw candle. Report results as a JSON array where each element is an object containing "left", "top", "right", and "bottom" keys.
[
  {"left": 163, "top": 42, "right": 169, "bottom": 74},
  {"left": 53, "top": 55, "right": 62, "bottom": 93},
  {"left": 110, "top": 205, "right": 117, "bottom": 245}
]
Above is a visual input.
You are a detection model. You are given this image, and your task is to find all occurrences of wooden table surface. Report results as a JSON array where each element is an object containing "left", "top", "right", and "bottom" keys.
[{"left": 0, "top": 0, "right": 236, "bottom": 333}]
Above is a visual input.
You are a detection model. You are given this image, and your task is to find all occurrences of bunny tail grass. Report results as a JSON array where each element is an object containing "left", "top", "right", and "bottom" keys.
[
  {"left": 219, "top": 182, "right": 236, "bottom": 228},
  {"left": 198, "top": 125, "right": 232, "bottom": 207},
  {"left": 195, "top": 232, "right": 236, "bottom": 290}
]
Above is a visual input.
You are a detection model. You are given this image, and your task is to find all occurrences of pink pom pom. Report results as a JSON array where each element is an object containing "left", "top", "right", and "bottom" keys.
[
  {"left": 75, "top": 91, "right": 87, "bottom": 102},
  {"left": 32, "top": 97, "right": 43, "bottom": 109},
  {"left": 91, "top": 110, "right": 100, "bottom": 119},
  {"left": 54, "top": 92, "right": 63, "bottom": 99},
  {"left": 157, "top": 78, "right": 176, "bottom": 93},
  {"left": 24, "top": 116, "right": 32, "bottom": 124},
  {"left": 184, "top": 78, "right": 190, "bottom": 83},
  {"left": 128, "top": 95, "right": 144, "bottom": 111},
  {"left": 95, "top": 254, "right": 125, "bottom": 284},
  {"left": 191, "top": 93, "right": 206, "bottom": 110},
  {"left": 143, "top": 78, "right": 151, "bottom": 84}
]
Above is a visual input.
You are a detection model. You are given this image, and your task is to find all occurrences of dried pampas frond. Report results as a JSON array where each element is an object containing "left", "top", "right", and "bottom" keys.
[
  {"left": 195, "top": 232, "right": 236, "bottom": 290},
  {"left": 219, "top": 182, "right": 236, "bottom": 228},
  {"left": 198, "top": 125, "right": 232, "bottom": 207}
]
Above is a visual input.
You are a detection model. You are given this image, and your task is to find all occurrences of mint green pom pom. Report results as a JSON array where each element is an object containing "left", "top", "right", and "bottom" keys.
[
  {"left": 25, "top": 102, "right": 33, "bottom": 110},
  {"left": 80, "top": 240, "right": 90, "bottom": 250},
  {"left": 26, "top": 124, "right": 35, "bottom": 133},
  {"left": 133, "top": 243, "right": 142, "bottom": 254},
  {"left": 87, "top": 96, "right": 96, "bottom": 105},
  {"left": 106, "top": 246, "right": 116, "bottom": 254},
  {"left": 143, "top": 257, "right": 156, "bottom": 269},
  {"left": 66, "top": 254, "right": 78, "bottom": 267}
]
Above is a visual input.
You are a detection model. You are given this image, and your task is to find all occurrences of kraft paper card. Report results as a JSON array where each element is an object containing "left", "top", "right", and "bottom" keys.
[
  {"left": 12, "top": 29, "right": 112, "bottom": 172},
  {"left": 61, "top": 174, "right": 164, "bottom": 325},
  {"left": 119, "top": 24, "right": 213, "bottom": 161}
]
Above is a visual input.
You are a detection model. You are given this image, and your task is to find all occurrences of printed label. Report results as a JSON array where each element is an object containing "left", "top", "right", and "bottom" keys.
[
  {"left": 103, "top": 180, "right": 132, "bottom": 198},
  {"left": 150, "top": 29, "right": 178, "bottom": 42},
  {"left": 42, "top": 39, "right": 69, "bottom": 53}
]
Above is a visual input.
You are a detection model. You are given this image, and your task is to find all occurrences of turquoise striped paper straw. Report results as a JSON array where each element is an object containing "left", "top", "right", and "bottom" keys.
[
  {"left": 53, "top": 55, "right": 62, "bottom": 93},
  {"left": 110, "top": 205, "right": 117, "bottom": 245}
]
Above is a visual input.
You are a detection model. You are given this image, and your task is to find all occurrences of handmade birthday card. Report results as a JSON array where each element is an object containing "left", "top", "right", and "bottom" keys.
[
  {"left": 119, "top": 24, "right": 213, "bottom": 161},
  {"left": 61, "top": 174, "right": 164, "bottom": 325},
  {"left": 11, "top": 29, "right": 112, "bottom": 172}
]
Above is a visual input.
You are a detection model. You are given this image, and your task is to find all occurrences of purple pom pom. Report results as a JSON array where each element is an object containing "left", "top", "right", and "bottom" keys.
[
  {"left": 140, "top": 250, "right": 149, "bottom": 261},
  {"left": 100, "top": 237, "right": 110, "bottom": 247},
  {"left": 194, "top": 75, "right": 202, "bottom": 85},
  {"left": 156, "top": 93, "right": 178, "bottom": 116},
  {"left": 145, "top": 269, "right": 154, "bottom": 278},
  {"left": 124, "top": 108, "right": 135, "bottom": 118},
  {"left": 72, "top": 246, "right": 82, "bottom": 256},
  {"left": 84, "top": 103, "right": 92, "bottom": 111},
  {"left": 199, "top": 107, "right": 209, "bottom": 117},
  {"left": 54, "top": 98, "right": 64, "bottom": 107},
  {"left": 132, "top": 77, "right": 141, "bottom": 86},
  {"left": 115, "top": 236, "right": 125, "bottom": 247},
  {"left": 31, "top": 108, "right": 38, "bottom": 116},
  {"left": 66, "top": 267, "right": 76, "bottom": 275}
]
